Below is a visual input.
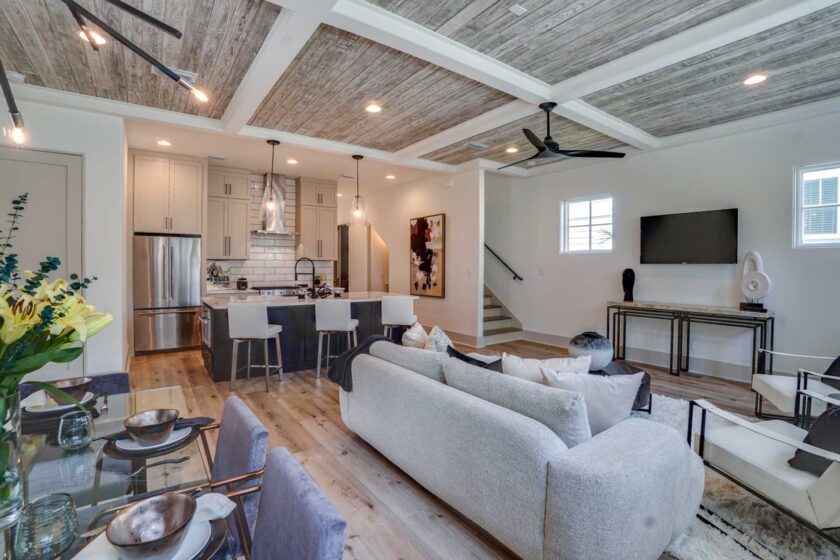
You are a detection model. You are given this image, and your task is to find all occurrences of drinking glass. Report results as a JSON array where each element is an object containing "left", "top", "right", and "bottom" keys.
[
  {"left": 13, "top": 493, "right": 77, "bottom": 560},
  {"left": 58, "top": 410, "right": 94, "bottom": 451}
]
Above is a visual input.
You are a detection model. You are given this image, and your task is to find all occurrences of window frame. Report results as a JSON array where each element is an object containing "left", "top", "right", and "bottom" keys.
[
  {"left": 793, "top": 161, "right": 840, "bottom": 249},
  {"left": 560, "top": 194, "right": 614, "bottom": 254}
]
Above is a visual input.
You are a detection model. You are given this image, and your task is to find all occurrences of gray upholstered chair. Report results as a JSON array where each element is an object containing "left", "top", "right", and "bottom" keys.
[
  {"left": 211, "top": 396, "right": 269, "bottom": 555},
  {"left": 250, "top": 447, "right": 347, "bottom": 560}
]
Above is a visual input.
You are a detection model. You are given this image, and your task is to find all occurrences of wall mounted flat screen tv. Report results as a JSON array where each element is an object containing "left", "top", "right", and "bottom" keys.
[{"left": 640, "top": 209, "right": 738, "bottom": 264}]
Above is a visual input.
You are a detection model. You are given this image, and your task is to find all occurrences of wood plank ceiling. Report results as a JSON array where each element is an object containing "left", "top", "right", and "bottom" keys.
[
  {"left": 366, "top": 0, "right": 758, "bottom": 83},
  {"left": 0, "top": 0, "right": 280, "bottom": 119},
  {"left": 583, "top": 4, "right": 840, "bottom": 138},
  {"left": 248, "top": 25, "right": 516, "bottom": 152},
  {"left": 423, "top": 111, "right": 624, "bottom": 166}
]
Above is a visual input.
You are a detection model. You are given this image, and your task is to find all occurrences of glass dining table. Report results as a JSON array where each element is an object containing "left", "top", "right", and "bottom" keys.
[{"left": 5, "top": 387, "right": 233, "bottom": 559}]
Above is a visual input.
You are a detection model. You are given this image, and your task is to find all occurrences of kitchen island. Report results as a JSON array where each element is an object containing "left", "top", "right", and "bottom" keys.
[{"left": 201, "top": 292, "right": 412, "bottom": 383}]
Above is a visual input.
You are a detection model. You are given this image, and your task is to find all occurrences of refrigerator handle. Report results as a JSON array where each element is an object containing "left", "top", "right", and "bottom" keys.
[
  {"left": 162, "top": 241, "right": 169, "bottom": 301},
  {"left": 170, "top": 244, "right": 175, "bottom": 300}
]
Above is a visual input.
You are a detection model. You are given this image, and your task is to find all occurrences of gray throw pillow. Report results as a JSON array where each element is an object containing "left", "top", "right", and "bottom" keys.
[
  {"left": 443, "top": 357, "right": 591, "bottom": 447},
  {"left": 369, "top": 341, "right": 446, "bottom": 383}
]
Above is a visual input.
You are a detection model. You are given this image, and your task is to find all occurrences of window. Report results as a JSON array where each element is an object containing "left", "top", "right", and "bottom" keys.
[
  {"left": 795, "top": 163, "right": 840, "bottom": 247},
  {"left": 562, "top": 195, "right": 613, "bottom": 253}
]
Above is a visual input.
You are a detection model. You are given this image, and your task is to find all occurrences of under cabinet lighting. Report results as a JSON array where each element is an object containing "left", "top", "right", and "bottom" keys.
[
  {"left": 79, "top": 30, "right": 106, "bottom": 45},
  {"left": 365, "top": 103, "right": 382, "bottom": 113},
  {"left": 743, "top": 74, "right": 767, "bottom": 86},
  {"left": 157, "top": 139, "right": 171, "bottom": 146}
]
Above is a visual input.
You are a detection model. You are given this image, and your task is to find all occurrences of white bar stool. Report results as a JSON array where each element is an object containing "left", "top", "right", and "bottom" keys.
[
  {"left": 381, "top": 296, "right": 417, "bottom": 340},
  {"left": 315, "top": 300, "right": 359, "bottom": 378},
  {"left": 228, "top": 302, "right": 284, "bottom": 392}
]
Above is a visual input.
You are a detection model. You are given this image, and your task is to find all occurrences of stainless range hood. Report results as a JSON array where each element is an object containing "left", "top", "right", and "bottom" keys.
[{"left": 254, "top": 172, "right": 295, "bottom": 235}]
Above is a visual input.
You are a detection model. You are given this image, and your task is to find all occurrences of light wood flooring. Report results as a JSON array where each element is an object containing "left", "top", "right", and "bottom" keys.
[{"left": 129, "top": 340, "right": 767, "bottom": 559}]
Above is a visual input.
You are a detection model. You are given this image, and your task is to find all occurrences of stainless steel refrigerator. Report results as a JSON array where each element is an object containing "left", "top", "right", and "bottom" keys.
[{"left": 133, "top": 235, "right": 201, "bottom": 352}]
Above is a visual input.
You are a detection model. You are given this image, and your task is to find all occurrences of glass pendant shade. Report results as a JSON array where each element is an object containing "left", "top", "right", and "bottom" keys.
[
  {"left": 350, "top": 194, "right": 367, "bottom": 227},
  {"left": 261, "top": 177, "right": 286, "bottom": 232}
]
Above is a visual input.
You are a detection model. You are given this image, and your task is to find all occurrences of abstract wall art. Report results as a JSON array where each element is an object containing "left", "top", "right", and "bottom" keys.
[{"left": 410, "top": 213, "right": 445, "bottom": 298}]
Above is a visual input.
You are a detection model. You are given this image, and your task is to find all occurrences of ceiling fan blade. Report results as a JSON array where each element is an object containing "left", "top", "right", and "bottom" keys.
[
  {"left": 523, "top": 128, "right": 546, "bottom": 151},
  {"left": 554, "top": 149, "right": 625, "bottom": 158},
  {"left": 497, "top": 154, "right": 539, "bottom": 170}
]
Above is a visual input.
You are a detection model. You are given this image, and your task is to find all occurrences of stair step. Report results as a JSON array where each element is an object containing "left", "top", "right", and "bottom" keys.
[
  {"left": 483, "top": 327, "right": 522, "bottom": 336},
  {"left": 483, "top": 304, "right": 501, "bottom": 310},
  {"left": 484, "top": 315, "right": 512, "bottom": 323}
]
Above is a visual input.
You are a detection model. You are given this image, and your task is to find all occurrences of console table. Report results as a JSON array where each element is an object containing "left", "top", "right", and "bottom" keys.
[{"left": 606, "top": 301, "right": 775, "bottom": 376}]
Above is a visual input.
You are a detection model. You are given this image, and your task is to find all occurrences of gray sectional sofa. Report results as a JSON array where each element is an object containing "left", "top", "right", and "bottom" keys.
[{"left": 339, "top": 342, "right": 704, "bottom": 560}]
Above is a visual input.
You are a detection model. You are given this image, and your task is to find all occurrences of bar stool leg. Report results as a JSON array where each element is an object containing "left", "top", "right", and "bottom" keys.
[
  {"left": 352, "top": 329, "right": 358, "bottom": 348},
  {"left": 316, "top": 332, "right": 324, "bottom": 378},
  {"left": 326, "top": 333, "right": 332, "bottom": 369},
  {"left": 230, "top": 340, "right": 239, "bottom": 391},
  {"left": 274, "top": 335, "right": 284, "bottom": 383},
  {"left": 263, "top": 339, "right": 270, "bottom": 392},
  {"left": 246, "top": 341, "right": 252, "bottom": 380},
  {"left": 347, "top": 331, "right": 352, "bottom": 351}
]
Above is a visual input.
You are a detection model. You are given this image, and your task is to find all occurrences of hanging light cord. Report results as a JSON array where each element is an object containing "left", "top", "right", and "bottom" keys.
[{"left": 356, "top": 158, "right": 360, "bottom": 197}]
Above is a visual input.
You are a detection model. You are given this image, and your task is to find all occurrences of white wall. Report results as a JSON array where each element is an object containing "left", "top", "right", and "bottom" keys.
[
  {"left": 365, "top": 169, "right": 485, "bottom": 340},
  {"left": 2, "top": 101, "right": 129, "bottom": 375},
  {"left": 486, "top": 112, "right": 840, "bottom": 381}
]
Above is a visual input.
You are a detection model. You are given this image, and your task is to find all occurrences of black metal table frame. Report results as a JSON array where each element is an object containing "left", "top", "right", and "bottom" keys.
[{"left": 606, "top": 304, "right": 775, "bottom": 376}]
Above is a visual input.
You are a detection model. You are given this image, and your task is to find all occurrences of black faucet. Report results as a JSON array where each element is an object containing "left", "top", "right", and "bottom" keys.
[{"left": 294, "top": 258, "right": 316, "bottom": 297}]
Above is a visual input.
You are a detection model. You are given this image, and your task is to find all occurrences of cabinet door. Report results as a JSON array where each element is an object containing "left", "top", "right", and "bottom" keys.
[
  {"left": 319, "top": 183, "right": 337, "bottom": 208},
  {"left": 169, "top": 159, "right": 203, "bottom": 235},
  {"left": 318, "top": 206, "right": 337, "bottom": 260},
  {"left": 227, "top": 173, "right": 251, "bottom": 200},
  {"left": 299, "top": 180, "right": 320, "bottom": 206},
  {"left": 206, "top": 198, "right": 226, "bottom": 259},
  {"left": 207, "top": 169, "right": 227, "bottom": 198},
  {"left": 297, "top": 204, "right": 319, "bottom": 259},
  {"left": 133, "top": 155, "right": 170, "bottom": 233},
  {"left": 226, "top": 199, "right": 250, "bottom": 260}
]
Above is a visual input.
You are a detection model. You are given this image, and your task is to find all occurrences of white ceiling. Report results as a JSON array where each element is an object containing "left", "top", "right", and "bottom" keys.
[{"left": 125, "top": 119, "right": 440, "bottom": 196}]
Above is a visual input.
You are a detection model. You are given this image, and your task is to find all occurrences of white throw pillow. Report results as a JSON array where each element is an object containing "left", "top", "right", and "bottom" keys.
[
  {"left": 424, "top": 325, "right": 453, "bottom": 353},
  {"left": 540, "top": 367, "right": 643, "bottom": 434},
  {"left": 502, "top": 353, "right": 591, "bottom": 384},
  {"left": 401, "top": 322, "right": 429, "bottom": 349}
]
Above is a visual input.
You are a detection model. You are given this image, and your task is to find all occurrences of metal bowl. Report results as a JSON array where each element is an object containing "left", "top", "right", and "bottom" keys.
[
  {"left": 47, "top": 377, "right": 93, "bottom": 405},
  {"left": 106, "top": 493, "right": 196, "bottom": 559},
  {"left": 123, "top": 409, "right": 180, "bottom": 446}
]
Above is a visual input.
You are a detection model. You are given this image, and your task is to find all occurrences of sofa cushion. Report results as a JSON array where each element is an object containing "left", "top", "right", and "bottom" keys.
[
  {"left": 541, "top": 367, "right": 642, "bottom": 434},
  {"left": 789, "top": 404, "right": 840, "bottom": 476},
  {"left": 401, "top": 323, "right": 429, "bottom": 348},
  {"left": 446, "top": 346, "right": 503, "bottom": 372},
  {"left": 502, "top": 353, "right": 591, "bottom": 384},
  {"left": 424, "top": 325, "right": 453, "bottom": 352},
  {"left": 369, "top": 341, "right": 446, "bottom": 383},
  {"left": 444, "top": 357, "right": 591, "bottom": 447}
]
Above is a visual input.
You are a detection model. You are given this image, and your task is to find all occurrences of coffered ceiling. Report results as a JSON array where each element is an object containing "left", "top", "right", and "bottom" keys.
[
  {"left": 0, "top": 0, "right": 280, "bottom": 119},
  {"left": 583, "top": 3, "right": 840, "bottom": 137},
  {"left": 366, "top": 0, "right": 757, "bottom": 83},
  {"left": 423, "top": 112, "right": 624, "bottom": 166},
  {"left": 248, "top": 24, "right": 515, "bottom": 151}
]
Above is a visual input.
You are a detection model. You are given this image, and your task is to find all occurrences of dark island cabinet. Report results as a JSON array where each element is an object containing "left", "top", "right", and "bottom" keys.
[{"left": 203, "top": 301, "right": 383, "bottom": 383}]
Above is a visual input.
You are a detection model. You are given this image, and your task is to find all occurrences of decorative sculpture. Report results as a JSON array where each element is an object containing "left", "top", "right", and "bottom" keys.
[
  {"left": 740, "top": 250, "right": 771, "bottom": 312},
  {"left": 622, "top": 268, "right": 635, "bottom": 302}
]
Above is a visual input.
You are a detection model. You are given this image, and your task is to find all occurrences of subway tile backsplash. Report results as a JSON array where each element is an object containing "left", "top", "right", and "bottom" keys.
[{"left": 208, "top": 175, "right": 334, "bottom": 288}]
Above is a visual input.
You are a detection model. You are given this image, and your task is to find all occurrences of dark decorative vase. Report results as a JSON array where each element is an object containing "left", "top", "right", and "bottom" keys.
[
  {"left": 622, "top": 268, "right": 635, "bottom": 302},
  {"left": 568, "top": 332, "right": 614, "bottom": 371}
]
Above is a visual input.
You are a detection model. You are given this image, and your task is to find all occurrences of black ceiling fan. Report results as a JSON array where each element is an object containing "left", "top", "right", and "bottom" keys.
[{"left": 498, "top": 102, "right": 625, "bottom": 169}]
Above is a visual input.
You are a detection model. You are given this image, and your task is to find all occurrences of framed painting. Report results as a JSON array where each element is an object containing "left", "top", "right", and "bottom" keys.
[{"left": 410, "top": 213, "right": 445, "bottom": 298}]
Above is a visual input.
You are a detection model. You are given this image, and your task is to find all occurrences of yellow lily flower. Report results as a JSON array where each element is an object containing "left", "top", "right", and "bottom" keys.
[
  {"left": 34, "top": 279, "right": 69, "bottom": 302},
  {"left": 0, "top": 294, "right": 44, "bottom": 345}
]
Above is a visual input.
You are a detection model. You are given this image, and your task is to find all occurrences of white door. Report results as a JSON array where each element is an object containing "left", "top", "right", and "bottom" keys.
[
  {"left": 319, "top": 206, "right": 338, "bottom": 260},
  {"left": 227, "top": 173, "right": 251, "bottom": 200},
  {"left": 169, "top": 160, "right": 202, "bottom": 235},
  {"left": 133, "top": 155, "right": 169, "bottom": 233},
  {"left": 206, "top": 198, "right": 226, "bottom": 259},
  {"left": 207, "top": 169, "right": 227, "bottom": 198},
  {"left": 298, "top": 205, "right": 319, "bottom": 259},
  {"left": 0, "top": 147, "right": 83, "bottom": 378},
  {"left": 319, "top": 183, "right": 337, "bottom": 208},
  {"left": 299, "top": 180, "right": 320, "bottom": 206},
  {"left": 226, "top": 199, "right": 250, "bottom": 260}
]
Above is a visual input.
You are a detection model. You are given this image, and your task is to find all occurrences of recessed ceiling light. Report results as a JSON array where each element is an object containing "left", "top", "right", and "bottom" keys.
[
  {"left": 157, "top": 139, "right": 171, "bottom": 146},
  {"left": 79, "top": 30, "right": 106, "bottom": 45},
  {"left": 365, "top": 103, "right": 382, "bottom": 113},
  {"left": 743, "top": 73, "right": 767, "bottom": 85},
  {"left": 286, "top": 158, "right": 298, "bottom": 165},
  {"left": 505, "top": 147, "right": 519, "bottom": 153},
  {"left": 509, "top": 4, "right": 528, "bottom": 16},
  {"left": 337, "top": 193, "right": 343, "bottom": 197},
  {"left": 386, "top": 175, "right": 396, "bottom": 180}
]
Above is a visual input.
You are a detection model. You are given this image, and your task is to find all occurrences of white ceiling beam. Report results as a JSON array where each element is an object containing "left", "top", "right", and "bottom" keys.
[
  {"left": 551, "top": 0, "right": 840, "bottom": 102},
  {"left": 321, "top": 0, "right": 552, "bottom": 104},
  {"left": 222, "top": 1, "right": 336, "bottom": 134},
  {"left": 553, "top": 100, "right": 660, "bottom": 150},
  {"left": 394, "top": 100, "right": 536, "bottom": 161}
]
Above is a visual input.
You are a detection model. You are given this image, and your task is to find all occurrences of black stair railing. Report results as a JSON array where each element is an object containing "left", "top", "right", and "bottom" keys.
[{"left": 484, "top": 244, "right": 523, "bottom": 281}]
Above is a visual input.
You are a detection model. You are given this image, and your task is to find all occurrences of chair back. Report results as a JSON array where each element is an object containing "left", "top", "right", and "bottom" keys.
[
  {"left": 228, "top": 302, "right": 269, "bottom": 339},
  {"left": 212, "top": 396, "right": 269, "bottom": 543},
  {"left": 381, "top": 296, "right": 415, "bottom": 326},
  {"left": 315, "top": 300, "right": 352, "bottom": 331},
  {"left": 824, "top": 356, "right": 840, "bottom": 390},
  {"left": 251, "top": 448, "right": 346, "bottom": 560}
]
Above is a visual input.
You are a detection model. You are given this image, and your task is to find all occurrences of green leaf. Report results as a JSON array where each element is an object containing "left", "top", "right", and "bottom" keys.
[{"left": 3, "top": 347, "right": 83, "bottom": 376}]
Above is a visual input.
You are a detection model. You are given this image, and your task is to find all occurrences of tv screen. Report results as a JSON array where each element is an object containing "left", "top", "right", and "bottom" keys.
[{"left": 640, "top": 209, "right": 738, "bottom": 264}]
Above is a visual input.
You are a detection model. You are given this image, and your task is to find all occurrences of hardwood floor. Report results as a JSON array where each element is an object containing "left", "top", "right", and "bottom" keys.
[{"left": 129, "top": 339, "right": 766, "bottom": 559}]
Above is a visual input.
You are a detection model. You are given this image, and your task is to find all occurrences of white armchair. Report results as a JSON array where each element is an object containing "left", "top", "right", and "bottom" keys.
[
  {"left": 751, "top": 349, "right": 840, "bottom": 422},
  {"left": 689, "top": 399, "right": 840, "bottom": 546}
]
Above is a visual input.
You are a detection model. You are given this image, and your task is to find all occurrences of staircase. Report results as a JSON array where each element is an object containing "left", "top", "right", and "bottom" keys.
[{"left": 483, "top": 288, "right": 523, "bottom": 345}]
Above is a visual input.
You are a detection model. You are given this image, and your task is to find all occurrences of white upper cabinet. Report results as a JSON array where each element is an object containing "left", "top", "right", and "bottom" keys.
[
  {"left": 295, "top": 178, "right": 338, "bottom": 261},
  {"left": 208, "top": 166, "right": 251, "bottom": 200},
  {"left": 298, "top": 178, "right": 337, "bottom": 208},
  {"left": 133, "top": 153, "right": 204, "bottom": 235}
]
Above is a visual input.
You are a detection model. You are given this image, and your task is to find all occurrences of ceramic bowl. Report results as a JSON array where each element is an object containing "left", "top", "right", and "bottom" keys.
[
  {"left": 123, "top": 409, "right": 180, "bottom": 446},
  {"left": 106, "top": 493, "right": 196, "bottom": 559},
  {"left": 47, "top": 377, "right": 93, "bottom": 405}
]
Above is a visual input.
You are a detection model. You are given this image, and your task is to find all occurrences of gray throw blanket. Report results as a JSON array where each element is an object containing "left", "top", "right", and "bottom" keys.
[{"left": 328, "top": 335, "right": 391, "bottom": 392}]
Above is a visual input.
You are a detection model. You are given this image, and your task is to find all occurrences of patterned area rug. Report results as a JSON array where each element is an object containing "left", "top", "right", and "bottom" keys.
[{"left": 633, "top": 394, "right": 840, "bottom": 560}]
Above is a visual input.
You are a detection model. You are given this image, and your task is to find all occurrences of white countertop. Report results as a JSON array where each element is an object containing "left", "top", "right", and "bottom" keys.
[{"left": 203, "top": 291, "right": 416, "bottom": 310}]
